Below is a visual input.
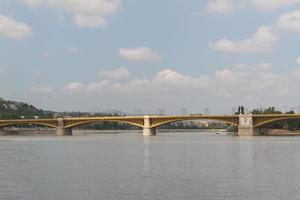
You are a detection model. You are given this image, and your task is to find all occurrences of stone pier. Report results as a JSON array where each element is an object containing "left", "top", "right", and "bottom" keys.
[
  {"left": 143, "top": 115, "right": 156, "bottom": 136},
  {"left": 55, "top": 127, "right": 72, "bottom": 136},
  {"left": 55, "top": 118, "right": 72, "bottom": 136},
  {"left": 238, "top": 114, "right": 260, "bottom": 136}
]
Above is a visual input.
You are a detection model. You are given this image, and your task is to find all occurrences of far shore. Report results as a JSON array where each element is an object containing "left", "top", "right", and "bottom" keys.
[
  {"left": 0, "top": 128, "right": 227, "bottom": 135},
  {"left": 267, "top": 129, "right": 300, "bottom": 136},
  {"left": 1, "top": 128, "right": 300, "bottom": 136}
]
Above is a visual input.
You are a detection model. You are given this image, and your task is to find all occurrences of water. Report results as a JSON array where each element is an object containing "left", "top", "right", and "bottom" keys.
[{"left": 1, "top": 132, "right": 300, "bottom": 200}]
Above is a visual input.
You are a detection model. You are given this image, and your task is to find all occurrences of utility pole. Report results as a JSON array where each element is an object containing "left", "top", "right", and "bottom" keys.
[
  {"left": 135, "top": 108, "right": 142, "bottom": 116},
  {"left": 284, "top": 106, "right": 287, "bottom": 113},
  {"left": 180, "top": 108, "right": 187, "bottom": 115},
  {"left": 158, "top": 108, "right": 165, "bottom": 116},
  {"left": 231, "top": 106, "right": 236, "bottom": 115},
  {"left": 204, "top": 107, "right": 210, "bottom": 115}
]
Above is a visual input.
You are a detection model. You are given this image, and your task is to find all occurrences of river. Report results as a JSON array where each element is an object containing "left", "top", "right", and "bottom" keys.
[{"left": 1, "top": 131, "right": 300, "bottom": 200}]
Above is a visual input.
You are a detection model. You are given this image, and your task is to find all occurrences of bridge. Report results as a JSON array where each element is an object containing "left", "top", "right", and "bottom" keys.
[{"left": 0, "top": 114, "right": 300, "bottom": 136}]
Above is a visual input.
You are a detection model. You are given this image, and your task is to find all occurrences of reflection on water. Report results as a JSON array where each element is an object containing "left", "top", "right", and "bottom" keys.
[
  {"left": 1, "top": 132, "right": 300, "bottom": 200},
  {"left": 143, "top": 137, "right": 151, "bottom": 199}
]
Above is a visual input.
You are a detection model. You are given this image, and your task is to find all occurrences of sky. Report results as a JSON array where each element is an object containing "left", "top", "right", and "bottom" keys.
[{"left": 1, "top": 0, "right": 300, "bottom": 114}]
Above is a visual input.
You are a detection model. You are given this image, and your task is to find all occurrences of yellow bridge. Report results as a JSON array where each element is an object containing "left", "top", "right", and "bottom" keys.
[{"left": 0, "top": 114, "right": 299, "bottom": 136}]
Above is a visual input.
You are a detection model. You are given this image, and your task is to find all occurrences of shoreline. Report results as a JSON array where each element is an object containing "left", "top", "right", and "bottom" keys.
[
  {"left": 0, "top": 128, "right": 227, "bottom": 136},
  {"left": 267, "top": 129, "right": 300, "bottom": 136}
]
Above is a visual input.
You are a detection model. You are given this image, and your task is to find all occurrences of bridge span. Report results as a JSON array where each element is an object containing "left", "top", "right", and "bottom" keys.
[{"left": 0, "top": 114, "right": 300, "bottom": 136}]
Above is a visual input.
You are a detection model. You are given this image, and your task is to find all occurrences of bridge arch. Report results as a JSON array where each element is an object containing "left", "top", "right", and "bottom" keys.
[
  {"left": 254, "top": 116, "right": 300, "bottom": 128},
  {"left": 149, "top": 117, "right": 239, "bottom": 129},
  {"left": 64, "top": 119, "right": 144, "bottom": 129},
  {"left": 0, "top": 122, "right": 58, "bottom": 129}
]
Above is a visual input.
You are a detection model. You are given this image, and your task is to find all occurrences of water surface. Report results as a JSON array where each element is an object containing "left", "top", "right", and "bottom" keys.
[{"left": 1, "top": 132, "right": 300, "bottom": 200}]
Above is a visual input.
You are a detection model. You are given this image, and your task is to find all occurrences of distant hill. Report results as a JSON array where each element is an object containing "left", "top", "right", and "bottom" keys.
[
  {"left": 0, "top": 98, "right": 54, "bottom": 119},
  {"left": 0, "top": 98, "right": 138, "bottom": 130},
  {"left": 0, "top": 98, "right": 228, "bottom": 130}
]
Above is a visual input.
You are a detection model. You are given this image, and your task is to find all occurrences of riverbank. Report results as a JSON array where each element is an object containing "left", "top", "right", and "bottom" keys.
[
  {"left": 267, "top": 129, "right": 300, "bottom": 136},
  {"left": 0, "top": 128, "right": 227, "bottom": 135}
]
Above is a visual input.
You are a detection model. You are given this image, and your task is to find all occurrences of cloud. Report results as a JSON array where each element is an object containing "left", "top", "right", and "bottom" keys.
[
  {"left": 64, "top": 82, "right": 85, "bottom": 94},
  {"left": 22, "top": 0, "right": 122, "bottom": 28},
  {"left": 118, "top": 47, "right": 161, "bottom": 61},
  {"left": 100, "top": 68, "right": 130, "bottom": 80},
  {"left": 0, "top": 65, "right": 6, "bottom": 74},
  {"left": 61, "top": 63, "right": 285, "bottom": 97},
  {"left": 0, "top": 15, "right": 32, "bottom": 39},
  {"left": 297, "top": 57, "right": 300, "bottom": 64},
  {"left": 205, "top": 0, "right": 300, "bottom": 15},
  {"left": 65, "top": 47, "right": 80, "bottom": 54},
  {"left": 207, "top": 0, "right": 235, "bottom": 14},
  {"left": 278, "top": 10, "right": 300, "bottom": 33},
  {"left": 250, "top": 0, "right": 300, "bottom": 10},
  {"left": 41, "top": 51, "right": 49, "bottom": 58},
  {"left": 209, "top": 26, "right": 278, "bottom": 53},
  {"left": 30, "top": 86, "right": 54, "bottom": 94},
  {"left": 0, "top": 65, "right": 6, "bottom": 71},
  {"left": 74, "top": 14, "right": 107, "bottom": 27},
  {"left": 22, "top": 0, "right": 43, "bottom": 7},
  {"left": 33, "top": 63, "right": 300, "bottom": 113}
]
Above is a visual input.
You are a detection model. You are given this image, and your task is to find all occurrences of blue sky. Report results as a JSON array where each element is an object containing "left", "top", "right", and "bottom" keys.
[{"left": 1, "top": 0, "right": 300, "bottom": 114}]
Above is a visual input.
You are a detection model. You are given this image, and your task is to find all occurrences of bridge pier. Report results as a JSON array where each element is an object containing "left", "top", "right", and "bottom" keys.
[
  {"left": 56, "top": 128, "right": 72, "bottom": 136},
  {"left": 238, "top": 114, "right": 261, "bottom": 136},
  {"left": 238, "top": 127, "right": 260, "bottom": 136},
  {"left": 143, "top": 127, "right": 156, "bottom": 136},
  {"left": 143, "top": 115, "right": 156, "bottom": 136}
]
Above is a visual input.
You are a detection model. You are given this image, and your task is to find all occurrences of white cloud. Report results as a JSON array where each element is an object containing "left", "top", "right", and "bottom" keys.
[
  {"left": 64, "top": 82, "right": 85, "bottom": 94},
  {"left": 297, "top": 57, "right": 300, "bottom": 64},
  {"left": 118, "top": 47, "right": 161, "bottom": 61},
  {"left": 205, "top": 0, "right": 300, "bottom": 14},
  {"left": 41, "top": 51, "right": 49, "bottom": 58},
  {"left": 0, "top": 15, "right": 32, "bottom": 39},
  {"left": 0, "top": 66, "right": 6, "bottom": 74},
  {"left": 61, "top": 64, "right": 281, "bottom": 96},
  {"left": 74, "top": 14, "right": 107, "bottom": 27},
  {"left": 100, "top": 68, "right": 130, "bottom": 80},
  {"left": 207, "top": 0, "right": 235, "bottom": 14},
  {"left": 209, "top": 26, "right": 278, "bottom": 53},
  {"left": 86, "top": 80, "right": 114, "bottom": 92},
  {"left": 278, "top": 10, "right": 300, "bottom": 33},
  {"left": 30, "top": 64, "right": 300, "bottom": 113},
  {"left": 250, "top": 0, "right": 300, "bottom": 10},
  {"left": 32, "top": 69, "right": 42, "bottom": 76},
  {"left": 59, "top": 63, "right": 299, "bottom": 102},
  {"left": 30, "top": 86, "right": 54, "bottom": 94},
  {"left": 65, "top": 47, "right": 80, "bottom": 54},
  {"left": 22, "top": 0, "right": 43, "bottom": 7},
  {"left": 22, "top": 0, "right": 122, "bottom": 28}
]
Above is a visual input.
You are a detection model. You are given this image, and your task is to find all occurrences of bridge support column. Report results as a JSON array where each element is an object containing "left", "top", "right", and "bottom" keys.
[
  {"left": 238, "top": 127, "right": 260, "bottom": 136},
  {"left": 238, "top": 114, "right": 260, "bottom": 136},
  {"left": 143, "top": 115, "right": 156, "bottom": 136},
  {"left": 143, "top": 127, "right": 156, "bottom": 136},
  {"left": 56, "top": 128, "right": 72, "bottom": 136}
]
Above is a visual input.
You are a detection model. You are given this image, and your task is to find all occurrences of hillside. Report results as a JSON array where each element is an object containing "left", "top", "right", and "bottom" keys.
[
  {"left": 0, "top": 98, "right": 136, "bottom": 129},
  {"left": 0, "top": 98, "right": 53, "bottom": 119}
]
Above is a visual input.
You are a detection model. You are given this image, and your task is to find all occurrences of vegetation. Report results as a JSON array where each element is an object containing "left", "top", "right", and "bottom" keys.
[
  {"left": 5, "top": 99, "right": 300, "bottom": 131},
  {"left": 0, "top": 98, "right": 135, "bottom": 129},
  {"left": 236, "top": 105, "right": 300, "bottom": 131},
  {"left": 251, "top": 106, "right": 282, "bottom": 114},
  {"left": 0, "top": 98, "right": 53, "bottom": 119},
  {"left": 160, "top": 121, "right": 227, "bottom": 129}
]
